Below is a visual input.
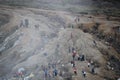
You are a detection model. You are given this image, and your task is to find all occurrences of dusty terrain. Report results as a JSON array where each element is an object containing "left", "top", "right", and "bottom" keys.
[{"left": 0, "top": 0, "right": 120, "bottom": 80}]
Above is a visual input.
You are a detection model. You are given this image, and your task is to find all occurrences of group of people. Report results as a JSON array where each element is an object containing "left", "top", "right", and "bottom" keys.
[
  {"left": 87, "top": 60, "right": 96, "bottom": 74},
  {"left": 74, "top": 16, "right": 80, "bottom": 23},
  {"left": 41, "top": 63, "right": 58, "bottom": 79},
  {"left": 13, "top": 63, "right": 59, "bottom": 80},
  {"left": 69, "top": 26, "right": 96, "bottom": 79},
  {"left": 70, "top": 48, "right": 87, "bottom": 78},
  {"left": 13, "top": 15, "right": 97, "bottom": 80},
  {"left": 13, "top": 68, "right": 26, "bottom": 78},
  {"left": 70, "top": 48, "right": 96, "bottom": 78},
  {"left": 20, "top": 19, "right": 29, "bottom": 28},
  {"left": 43, "top": 68, "right": 58, "bottom": 78}
]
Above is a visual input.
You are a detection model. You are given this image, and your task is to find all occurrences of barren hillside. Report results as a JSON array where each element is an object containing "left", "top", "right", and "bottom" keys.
[{"left": 0, "top": 0, "right": 120, "bottom": 80}]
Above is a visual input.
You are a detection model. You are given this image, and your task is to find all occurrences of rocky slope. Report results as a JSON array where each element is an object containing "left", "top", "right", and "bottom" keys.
[{"left": 0, "top": 0, "right": 120, "bottom": 80}]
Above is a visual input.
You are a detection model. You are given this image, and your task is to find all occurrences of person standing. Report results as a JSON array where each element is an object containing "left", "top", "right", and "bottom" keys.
[
  {"left": 91, "top": 66, "right": 95, "bottom": 74},
  {"left": 87, "top": 62, "right": 91, "bottom": 67},
  {"left": 73, "top": 67, "right": 77, "bottom": 75},
  {"left": 20, "top": 20, "right": 24, "bottom": 27},
  {"left": 44, "top": 68, "right": 48, "bottom": 78},
  {"left": 82, "top": 70, "right": 86, "bottom": 78},
  {"left": 72, "top": 50, "right": 77, "bottom": 60},
  {"left": 93, "top": 40, "right": 97, "bottom": 46},
  {"left": 71, "top": 60, "right": 75, "bottom": 67},
  {"left": 53, "top": 69, "right": 58, "bottom": 76},
  {"left": 25, "top": 19, "right": 29, "bottom": 27}
]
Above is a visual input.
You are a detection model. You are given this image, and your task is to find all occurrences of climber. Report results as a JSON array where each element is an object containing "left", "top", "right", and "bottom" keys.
[
  {"left": 90, "top": 60, "right": 94, "bottom": 65},
  {"left": 72, "top": 50, "right": 77, "bottom": 60},
  {"left": 91, "top": 67, "right": 95, "bottom": 74},
  {"left": 82, "top": 70, "right": 86, "bottom": 78},
  {"left": 82, "top": 55, "right": 85, "bottom": 61},
  {"left": 77, "top": 16, "right": 80, "bottom": 22},
  {"left": 78, "top": 55, "right": 80, "bottom": 60},
  {"left": 52, "top": 63, "right": 56, "bottom": 69},
  {"left": 72, "top": 47, "right": 75, "bottom": 53},
  {"left": 18, "top": 67, "right": 25, "bottom": 77},
  {"left": 25, "top": 19, "right": 29, "bottom": 27},
  {"left": 74, "top": 17, "right": 77, "bottom": 23},
  {"left": 71, "top": 60, "right": 75, "bottom": 67},
  {"left": 44, "top": 68, "right": 48, "bottom": 77},
  {"left": 48, "top": 69, "right": 53, "bottom": 77},
  {"left": 20, "top": 20, "right": 24, "bottom": 27},
  {"left": 77, "top": 53, "right": 80, "bottom": 60},
  {"left": 79, "top": 55, "right": 82, "bottom": 61},
  {"left": 73, "top": 67, "right": 77, "bottom": 75},
  {"left": 71, "top": 32, "right": 73, "bottom": 39},
  {"left": 53, "top": 68, "right": 58, "bottom": 76},
  {"left": 93, "top": 40, "right": 97, "bottom": 46},
  {"left": 48, "top": 63, "right": 51, "bottom": 69},
  {"left": 87, "top": 61, "right": 91, "bottom": 67},
  {"left": 69, "top": 46, "right": 71, "bottom": 53},
  {"left": 79, "top": 54, "right": 85, "bottom": 61}
]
